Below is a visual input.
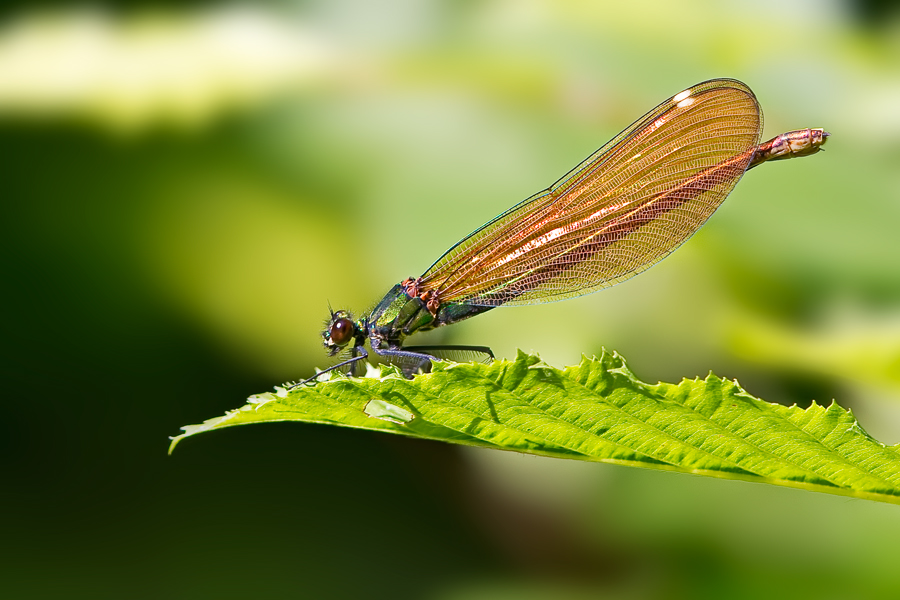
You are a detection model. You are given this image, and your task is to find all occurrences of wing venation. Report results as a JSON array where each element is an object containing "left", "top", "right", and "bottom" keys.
[{"left": 420, "top": 79, "right": 763, "bottom": 307}]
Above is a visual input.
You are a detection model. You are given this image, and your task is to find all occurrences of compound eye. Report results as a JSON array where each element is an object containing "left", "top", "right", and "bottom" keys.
[{"left": 330, "top": 318, "right": 354, "bottom": 346}]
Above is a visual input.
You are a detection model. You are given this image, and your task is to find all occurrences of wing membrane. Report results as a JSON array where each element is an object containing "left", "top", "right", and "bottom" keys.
[{"left": 419, "top": 78, "right": 763, "bottom": 306}]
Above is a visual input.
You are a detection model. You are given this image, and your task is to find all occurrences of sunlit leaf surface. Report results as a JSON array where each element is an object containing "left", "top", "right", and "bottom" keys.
[{"left": 171, "top": 350, "right": 900, "bottom": 505}]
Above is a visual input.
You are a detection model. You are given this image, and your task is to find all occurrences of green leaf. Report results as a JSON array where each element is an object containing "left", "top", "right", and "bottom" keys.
[{"left": 170, "top": 350, "right": 900, "bottom": 504}]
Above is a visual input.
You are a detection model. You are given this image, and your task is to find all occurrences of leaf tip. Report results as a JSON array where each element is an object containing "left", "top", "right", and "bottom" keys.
[{"left": 514, "top": 348, "right": 536, "bottom": 361}]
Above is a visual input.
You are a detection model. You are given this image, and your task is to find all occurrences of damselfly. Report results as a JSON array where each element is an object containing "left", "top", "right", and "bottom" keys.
[{"left": 292, "top": 78, "right": 828, "bottom": 387}]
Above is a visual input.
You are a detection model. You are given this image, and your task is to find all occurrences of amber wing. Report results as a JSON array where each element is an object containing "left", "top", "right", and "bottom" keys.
[{"left": 419, "top": 78, "right": 763, "bottom": 307}]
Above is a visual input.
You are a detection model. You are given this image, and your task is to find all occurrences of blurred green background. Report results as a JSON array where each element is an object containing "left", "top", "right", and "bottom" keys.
[{"left": 3, "top": 1, "right": 900, "bottom": 598}]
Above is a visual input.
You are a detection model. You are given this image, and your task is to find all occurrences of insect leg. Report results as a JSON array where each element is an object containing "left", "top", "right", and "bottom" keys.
[
  {"left": 287, "top": 345, "right": 370, "bottom": 389},
  {"left": 371, "top": 345, "right": 437, "bottom": 378},
  {"left": 403, "top": 345, "right": 494, "bottom": 364}
]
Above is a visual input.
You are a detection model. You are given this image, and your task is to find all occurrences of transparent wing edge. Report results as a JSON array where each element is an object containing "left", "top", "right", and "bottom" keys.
[
  {"left": 421, "top": 79, "right": 756, "bottom": 280},
  {"left": 423, "top": 79, "right": 762, "bottom": 307}
]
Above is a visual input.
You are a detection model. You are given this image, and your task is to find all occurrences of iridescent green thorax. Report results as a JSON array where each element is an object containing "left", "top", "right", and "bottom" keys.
[
  {"left": 366, "top": 284, "right": 433, "bottom": 344},
  {"left": 365, "top": 283, "right": 494, "bottom": 347}
]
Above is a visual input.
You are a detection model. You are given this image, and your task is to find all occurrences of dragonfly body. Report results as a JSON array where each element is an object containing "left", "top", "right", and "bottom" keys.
[
  {"left": 747, "top": 128, "right": 829, "bottom": 169},
  {"left": 366, "top": 282, "right": 494, "bottom": 341},
  {"left": 295, "top": 79, "right": 828, "bottom": 386},
  {"left": 322, "top": 283, "right": 495, "bottom": 372}
]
